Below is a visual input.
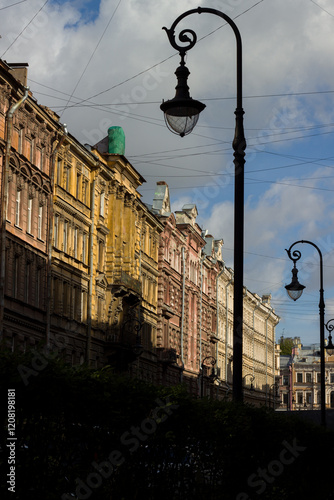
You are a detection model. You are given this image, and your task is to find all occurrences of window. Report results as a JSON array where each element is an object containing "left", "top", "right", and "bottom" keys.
[
  {"left": 75, "top": 286, "right": 81, "bottom": 322},
  {"left": 100, "top": 191, "right": 105, "bottom": 217},
  {"left": 63, "top": 220, "right": 68, "bottom": 253},
  {"left": 30, "top": 137, "right": 35, "bottom": 163},
  {"left": 76, "top": 173, "right": 81, "bottom": 199},
  {"left": 63, "top": 282, "right": 69, "bottom": 317},
  {"left": 27, "top": 198, "right": 33, "bottom": 234},
  {"left": 317, "top": 373, "right": 321, "bottom": 383},
  {"left": 82, "top": 179, "right": 88, "bottom": 205},
  {"left": 39, "top": 146, "right": 45, "bottom": 171},
  {"left": 74, "top": 227, "right": 78, "bottom": 259},
  {"left": 57, "top": 158, "right": 62, "bottom": 185},
  {"left": 82, "top": 232, "right": 87, "bottom": 263},
  {"left": 36, "top": 267, "right": 41, "bottom": 308},
  {"left": 37, "top": 206, "right": 43, "bottom": 240},
  {"left": 283, "top": 375, "right": 289, "bottom": 385},
  {"left": 97, "top": 295, "right": 103, "bottom": 320},
  {"left": 98, "top": 239, "right": 104, "bottom": 271},
  {"left": 331, "top": 373, "right": 334, "bottom": 384},
  {"left": 65, "top": 166, "right": 71, "bottom": 192},
  {"left": 297, "top": 373, "right": 303, "bottom": 383},
  {"left": 54, "top": 215, "right": 59, "bottom": 248},
  {"left": 306, "top": 392, "right": 312, "bottom": 404},
  {"left": 25, "top": 261, "right": 30, "bottom": 303},
  {"left": 81, "top": 290, "right": 87, "bottom": 322},
  {"left": 283, "top": 393, "right": 288, "bottom": 405},
  {"left": 15, "top": 190, "right": 21, "bottom": 226},
  {"left": 306, "top": 372, "right": 312, "bottom": 383},
  {"left": 297, "top": 392, "right": 303, "bottom": 404},
  {"left": 13, "top": 256, "right": 19, "bottom": 298}
]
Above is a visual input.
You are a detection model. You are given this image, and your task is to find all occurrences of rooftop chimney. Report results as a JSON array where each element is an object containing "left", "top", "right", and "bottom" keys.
[{"left": 7, "top": 62, "right": 29, "bottom": 86}]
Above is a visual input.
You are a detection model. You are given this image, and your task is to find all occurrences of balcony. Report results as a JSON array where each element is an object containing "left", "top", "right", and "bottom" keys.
[{"left": 110, "top": 271, "right": 141, "bottom": 305}]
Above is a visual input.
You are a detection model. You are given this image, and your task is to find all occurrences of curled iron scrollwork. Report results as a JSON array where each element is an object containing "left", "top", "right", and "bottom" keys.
[
  {"left": 291, "top": 249, "right": 302, "bottom": 263},
  {"left": 325, "top": 319, "right": 334, "bottom": 333},
  {"left": 162, "top": 26, "right": 197, "bottom": 56},
  {"left": 286, "top": 243, "right": 302, "bottom": 264}
]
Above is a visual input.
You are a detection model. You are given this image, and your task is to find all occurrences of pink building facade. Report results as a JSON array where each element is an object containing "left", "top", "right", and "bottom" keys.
[
  {"left": 151, "top": 182, "right": 222, "bottom": 396},
  {"left": 151, "top": 181, "right": 280, "bottom": 403}
]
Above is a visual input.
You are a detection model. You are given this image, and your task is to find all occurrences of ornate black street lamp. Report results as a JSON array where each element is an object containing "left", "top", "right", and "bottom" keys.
[
  {"left": 325, "top": 319, "right": 334, "bottom": 356},
  {"left": 201, "top": 355, "right": 217, "bottom": 398},
  {"left": 285, "top": 240, "right": 326, "bottom": 427},
  {"left": 161, "top": 7, "right": 246, "bottom": 402}
]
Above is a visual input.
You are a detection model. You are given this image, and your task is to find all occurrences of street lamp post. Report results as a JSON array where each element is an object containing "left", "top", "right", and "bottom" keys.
[
  {"left": 161, "top": 7, "right": 246, "bottom": 402},
  {"left": 201, "top": 355, "right": 217, "bottom": 398},
  {"left": 285, "top": 240, "right": 326, "bottom": 427}
]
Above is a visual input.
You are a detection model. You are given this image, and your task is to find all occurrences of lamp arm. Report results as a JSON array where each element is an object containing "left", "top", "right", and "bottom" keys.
[
  {"left": 286, "top": 240, "right": 324, "bottom": 303},
  {"left": 162, "top": 7, "right": 243, "bottom": 108}
]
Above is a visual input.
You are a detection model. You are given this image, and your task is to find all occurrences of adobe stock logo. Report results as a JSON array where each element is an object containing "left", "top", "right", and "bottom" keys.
[{"left": 236, "top": 438, "right": 306, "bottom": 499}]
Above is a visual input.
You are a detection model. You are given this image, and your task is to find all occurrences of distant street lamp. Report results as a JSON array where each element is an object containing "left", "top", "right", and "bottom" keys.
[
  {"left": 242, "top": 374, "right": 255, "bottom": 391},
  {"left": 325, "top": 319, "right": 334, "bottom": 356},
  {"left": 201, "top": 355, "right": 217, "bottom": 398},
  {"left": 285, "top": 240, "right": 326, "bottom": 427},
  {"left": 161, "top": 7, "right": 246, "bottom": 402},
  {"left": 292, "top": 393, "right": 296, "bottom": 411},
  {"left": 269, "top": 382, "right": 279, "bottom": 409}
]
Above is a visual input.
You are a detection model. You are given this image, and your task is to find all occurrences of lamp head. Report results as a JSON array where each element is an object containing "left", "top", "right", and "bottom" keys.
[
  {"left": 285, "top": 263, "right": 305, "bottom": 301},
  {"left": 325, "top": 333, "right": 334, "bottom": 356},
  {"left": 161, "top": 61, "right": 205, "bottom": 137}
]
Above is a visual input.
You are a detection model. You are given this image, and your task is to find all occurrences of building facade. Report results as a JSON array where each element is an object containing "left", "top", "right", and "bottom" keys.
[
  {"left": 150, "top": 181, "right": 280, "bottom": 403},
  {"left": 0, "top": 60, "right": 55, "bottom": 351},
  {"left": 279, "top": 337, "right": 334, "bottom": 410},
  {"left": 0, "top": 60, "right": 280, "bottom": 404}
]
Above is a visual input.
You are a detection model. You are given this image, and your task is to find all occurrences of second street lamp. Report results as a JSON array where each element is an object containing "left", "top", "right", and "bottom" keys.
[
  {"left": 161, "top": 7, "right": 246, "bottom": 402},
  {"left": 285, "top": 240, "right": 326, "bottom": 427}
]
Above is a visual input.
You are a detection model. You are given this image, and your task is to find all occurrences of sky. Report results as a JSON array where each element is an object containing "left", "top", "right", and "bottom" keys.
[{"left": 1, "top": 0, "right": 334, "bottom": 346}]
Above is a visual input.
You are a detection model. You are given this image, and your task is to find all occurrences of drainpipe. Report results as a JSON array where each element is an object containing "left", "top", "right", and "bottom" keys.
[
  {"left": 224, "top": 270, "right": 234, "bottom": 385},
  {"left": 265, "top": 308, "right": 273, "bottom": 405},
  {"left": 46, "top": 124, "right": 67, "bottom": 348},
  {"left": 199, "top": 254, "right": 206, "bottom": 369},
  {"left": 0, "top": 86, "right": 29, "bottom": 341},
  {"left": 252, "top": 302, "right": 261, "bottom": 382},
  {"left": 180, "top": 246, "right": 185, "bottom": 379},
  {"left": 216, "top": 262, "right": 225, "bottom": 379},
  {"left": 86, "top": 168, "right": 98, "bottom": 364}
]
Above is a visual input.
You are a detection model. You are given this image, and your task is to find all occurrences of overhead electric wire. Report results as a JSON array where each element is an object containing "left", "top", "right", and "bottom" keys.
[
  {"left": 55, "top": 0, "right": 266, "bottom": 113},
  {"left": 60, "top": 0, "right": 123, "bottom": 118},
  {"left": 0, "top": 0, "right": 27, "bottom": 10},
  {"left": 310, "top": 0, "right": 334, "bottom": 18},
  {"left": 1, "top": 0, "right": 49, "bottom": 57},
  {"left": 34, "top": 87, "right": 334, "bottom": 111}
]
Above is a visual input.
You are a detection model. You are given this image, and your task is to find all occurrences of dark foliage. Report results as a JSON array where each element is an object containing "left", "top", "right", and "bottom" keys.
[{"left": 1, "top": 348, "right": 333, "bottom": 500}]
